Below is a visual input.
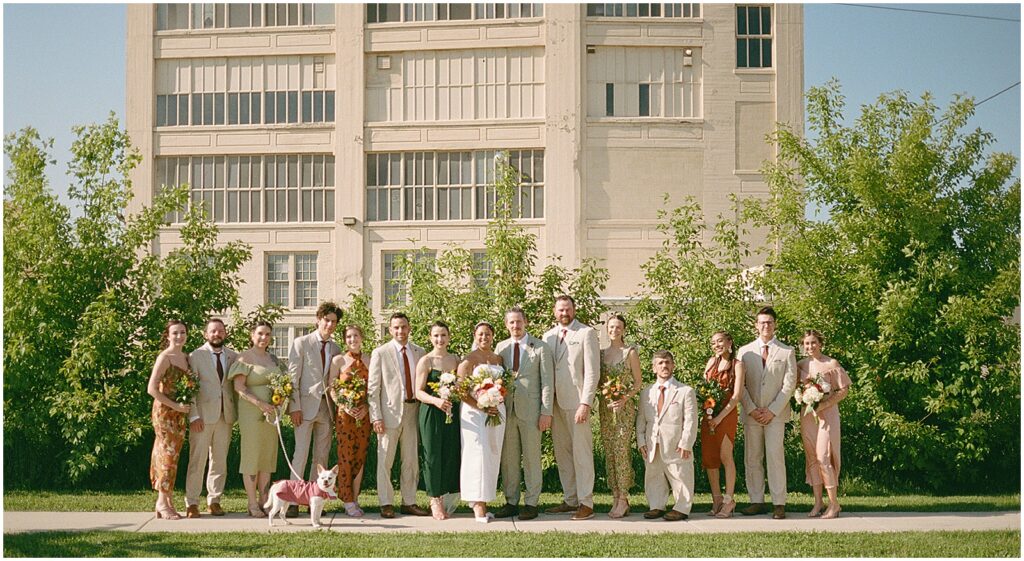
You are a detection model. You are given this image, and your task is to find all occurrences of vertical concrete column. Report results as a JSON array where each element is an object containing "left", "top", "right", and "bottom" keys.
[
  {"left": 125, "top": 5, "right": 155, "bottom": 227},
  {"left": 335, "top": 4, "right": 368, "bottom": 301},
  {"left": 775, "top": 4, "right": 804, "bottom": 139},
  {"left": 543, "top": 4, "right": 584, "bottom": 267}
]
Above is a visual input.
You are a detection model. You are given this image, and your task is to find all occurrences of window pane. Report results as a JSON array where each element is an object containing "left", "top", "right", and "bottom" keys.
[
  {"left": 302, "top": 91, "right": 312, "bottom": 123},
  {"left": 251, "top": 92, "right": 261, "bottom": 123},
  {"left": 214, "top": 92, "right": 225, "bottom": 125},
  {"left": 737, "top": 6, "right": 747, "bottom": 35},
  {"left": 639, "top": 83, "right": 650, "bottom": 116},
  {"left": 228, "top": 3, "right": 250, "bottom": 27},
  {"left": 606, "top": 83, "right": 614, "bottom": 116},
  {"left": 287, "top": 91, "right": 298, "bottom": 123},
  {"left": 313, "top": 91, "right": 323, "bottom": 122},
  {"left": 737, "top": 38, "right": 748, "bottom": 67},
  {"left": 749, "top": 6, "right": 761, "bottom": 34},
  {"left": 762, "top": 38, "right": 772, "bottom": 68},
  {"left": 227, "top": 93, "right": 238, "bottom": 125},
  {"left": 325, "top": 91, "right": 335, "bottom": 122},
  {"left": 314, "top": 2, "right": 334, "bottom": 24}
]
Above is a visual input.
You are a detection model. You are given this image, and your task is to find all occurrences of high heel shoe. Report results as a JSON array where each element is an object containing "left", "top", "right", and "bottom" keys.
[
  {"left": 715, "top": 497, "right": 736, "bottom": 519},
  {"left": 708, "top": 495, "right": 724, "bottom": 516},
  {"left": 155, "top": 507, "right": 182, "bottom": 520},
  {"left": 248, "top": 504, "right": 267, "bottom": 518},
  {"left": 429, "top": 497, "right": 446, "bottom": 520}
]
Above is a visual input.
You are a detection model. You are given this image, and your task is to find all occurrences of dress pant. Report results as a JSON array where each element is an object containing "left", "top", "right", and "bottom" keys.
[
  {"left": 291, "top": 398, "right": 333, "bottom": 481},
  {"left": 376, "top": 402, "right": 420, "bottom": 506},
  {"left": 644, "top": 444, "right": 694, "bottom": 513},
  {"left": 551, "top": 405, "right": 595, "bottom": 508},
  {"left": 743, "top": 417, "right": 788, "bottom": 505},
  {"left": 499, "top": 405, "right": 543, "bottom": 507},
  {"left": 184, "top": 418, "right": 232, "bottom": 506}
]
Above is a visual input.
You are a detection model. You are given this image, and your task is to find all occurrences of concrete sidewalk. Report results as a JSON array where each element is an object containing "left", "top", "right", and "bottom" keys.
[{"left": 4, "top": 510, "right": 1019, "bottom": 534}]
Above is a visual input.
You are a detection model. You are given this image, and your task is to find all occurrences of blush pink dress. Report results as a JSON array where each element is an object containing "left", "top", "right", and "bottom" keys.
[{"left": 798, "top": 364, "right": 851, "bottom": 488}]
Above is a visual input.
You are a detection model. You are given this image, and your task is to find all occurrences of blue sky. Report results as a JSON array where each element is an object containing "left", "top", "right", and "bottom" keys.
[{"left": 4, "top": 3, "right": 1021, "bottom": 216}]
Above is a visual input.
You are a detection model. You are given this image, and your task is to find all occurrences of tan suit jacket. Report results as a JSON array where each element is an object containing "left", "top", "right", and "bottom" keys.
[
  {"left": 287, "top": 332, "right": 342, "bottom": 420},
  {"left": 739, "top": 339, "right": 798, "bottom": 418},
  {"left": 495, "top": 334, "right": 554, "bottom": 421},
  {"left": 368, "top": 340, "right": 426, "bottom": 429},
  {"left": 543, "top": 319, "right": 600, "bottom": 409},
  {"left": 636, "top": 378, "right": 698, "bottom": 462},
  {"left": 188, "top": 345, "right": 239, "bottom": 424}
]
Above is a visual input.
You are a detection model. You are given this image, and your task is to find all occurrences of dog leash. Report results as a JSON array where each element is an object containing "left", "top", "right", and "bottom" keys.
[{"left": 270, "top": 409, "right": 305, "bottom": 481}]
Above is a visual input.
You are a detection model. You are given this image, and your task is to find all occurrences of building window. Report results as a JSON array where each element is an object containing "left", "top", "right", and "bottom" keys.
[
  {"left": 588, "top": 47, "right": 702, "bottom": 118},
  {"left": 367, "top": 149, "right": 543, "bottom": 222},
  {"left": 471, "top": 251, "right": 492, "bottom": 286},
  {"left": 382, "top": 251, "right": 436, "bottom": 309},
  {"left": 367, "top": 3, "right": 542, "bottom": 23},
  {"left": 586, "top": 3, "right": 700, "bottom": 18},
  {"left": 266, "top": 253, "right": 318, "bottom": 308},
  {"left": 156, "top": 3, "right": 334, "bottom": 31},
  {"left": 155, "top": 155, "right": 335, "bottom": 224},
  {"left": 736, "top": 5, "right": 772, "bottom": 69},
  {"left": 270, "top": 325, "right": 315, "bottom": 358}
]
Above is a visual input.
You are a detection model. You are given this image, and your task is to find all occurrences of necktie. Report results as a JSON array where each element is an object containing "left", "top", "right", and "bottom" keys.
[
  {"left": 761, "top": 344, "right": 769, "bottom": 368},
  {"left": 320, "top": 340, "right": 328, "bottom": 373},
  {"left": 560, "top": 329, "right": 567, "bottom": 347},
  {"left": 512, "top": 341, "right": 521, "bottom": 372},
  {"left": 213, "top": 351, "right": 224, "bottom": 382},
  {"left": 657, "top": 385, "right": 666, "bottom": 416},
  {"left": 402, "top": 346, "right": 413, "bottom": 401}
]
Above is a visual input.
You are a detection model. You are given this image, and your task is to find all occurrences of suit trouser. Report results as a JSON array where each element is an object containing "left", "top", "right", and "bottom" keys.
[
  {"left": 184, "top": 418, "right": 232, "bottom": 506},
  {"left": 291, "top": 399, "right": 333, "bottom": 481},
  {"left": 376, "top": 403, "right": 420, "bottom": 506},
  {"left": 551, "top": 405, "right": 595, "bottom": 508},
  {"left": 743, "top": 417, "right": 788, "bottom": 505},
  {"left": 500, "top": 406, "right": 543, "bottom": 507},
  {"left": 644, "top": 446, "right": 694, "bottom": 513}
]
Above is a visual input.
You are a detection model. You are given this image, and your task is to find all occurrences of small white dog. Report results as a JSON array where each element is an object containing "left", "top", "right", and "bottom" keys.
[{"left": 264, "top": 464, "right": 339, "bottom": 528}]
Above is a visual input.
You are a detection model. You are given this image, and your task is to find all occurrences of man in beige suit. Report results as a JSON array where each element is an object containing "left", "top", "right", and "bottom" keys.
[
  {"left": 636, "top": 350, "right": 698, "bottom": 521},
  {"left": 542, "top": 295, "right": 600, "bottom": 520},
  {"left": 286, "top": 301, "right": 342, "bottom": 517},
  {"left": 184, "top": 318, "right": 238, "bottom": 518},
  {"left": 739, "top": 306, "right": 797, "bottom": 519},
  {"left": 493, "top": 306, "right": 553, "bottom": 521},
  {"left": 368, "top": 312, "right": 429, "bottom": 518}
]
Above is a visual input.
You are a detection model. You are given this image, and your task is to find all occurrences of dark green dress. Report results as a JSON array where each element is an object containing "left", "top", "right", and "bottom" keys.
[{"left": 418, "top": 369, "right": 461, "bottom": 497}]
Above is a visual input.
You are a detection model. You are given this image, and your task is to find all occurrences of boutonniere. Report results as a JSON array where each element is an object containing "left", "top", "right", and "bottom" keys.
[{"left": 528, "top": 342, "right": 535, "bottom": 348}]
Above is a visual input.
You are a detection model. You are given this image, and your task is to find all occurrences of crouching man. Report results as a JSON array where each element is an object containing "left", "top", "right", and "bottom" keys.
[{"left": 636, "top": 350, "right": 698, "bottom": 521}]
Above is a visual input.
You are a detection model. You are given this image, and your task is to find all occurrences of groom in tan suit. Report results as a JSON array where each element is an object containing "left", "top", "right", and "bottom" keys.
[
  {"left": 184, "top": 318, "right": 238, "bottom": 518},
  {"left": 739, "top": 306, "right": 797, "bottom": 519},
  {"left": 543, "top": 295, "right": 600, "bottom": 520},
  {"left": 368, "top": 312, "right": 429, "bottom": 518},
  {"left": 286, "top": 301, "right": 342, "bottom": 517},
  {"left": 493, "top": 306, "right": 553, "bottom": 521},
  {"left": 636, "top": 350, "right": 698, "bottom": 521}
]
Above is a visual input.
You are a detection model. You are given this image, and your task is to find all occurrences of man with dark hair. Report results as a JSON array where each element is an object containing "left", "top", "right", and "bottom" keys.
[
  {"left": 184, "top": 318, "right": 238, "bottom": 517},
  {"left": 285, "top": 301, "right": 342, "bottom": 517},
  {"left": 738, "top": 306, "right": 797, "bottom": 519}
]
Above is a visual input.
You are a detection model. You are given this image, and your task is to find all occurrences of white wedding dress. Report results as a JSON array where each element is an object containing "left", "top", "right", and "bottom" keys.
[{"left": 459, "top": 383, "right": 506, "bottom": 503}]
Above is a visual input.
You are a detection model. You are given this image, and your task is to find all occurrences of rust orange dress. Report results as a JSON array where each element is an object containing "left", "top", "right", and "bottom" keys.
[
  {"left": 150, "top": 364, "right": 189, "bottom": 493},
  {"left": 334, "top": 351, "right": 372, "bottom": 502},
  {"left": 700, "top": 356, "right": 739, "bottom": 470}
]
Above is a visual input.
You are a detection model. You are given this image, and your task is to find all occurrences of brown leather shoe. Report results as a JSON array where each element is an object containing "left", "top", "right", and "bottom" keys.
[
  {"left": 493, "top": 503, "right": 519, "bottom": 519},
  {"left": 380, "top": 505, "right": 395, "bottom": 519},
  {"left": 772, "top": 505, "right": 786, "bottom": 519},
  {"left": 643, "top": 508, "right": 666, "bottom": 519},
  {"left": 545, "top": 502, "right": 578, "bottom": 514},
  {"left": 518, "top": 505, "right": 539, "bottom": 520},
  {"left": 207, "top": 503, "right": 225, "bottom": 516},
  {"left": 663, "top": 510, "right": 688, "bottom": 521},
  {"left": 571, "top": 505, "right": 595, "bottom": 521},
  {"left": 741, "top": 502, "right": 770, "bottom": 516},
  {"left": 185, "top": 505, "right": 201, "bottom": 519},
  {"left": 400, "top": 503, "right": 430, "bottom": 516}
]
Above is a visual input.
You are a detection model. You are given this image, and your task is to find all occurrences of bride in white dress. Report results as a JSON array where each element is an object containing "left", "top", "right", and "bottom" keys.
[{"left": 457, "top": 322, "right": 506, "bottom": 523}]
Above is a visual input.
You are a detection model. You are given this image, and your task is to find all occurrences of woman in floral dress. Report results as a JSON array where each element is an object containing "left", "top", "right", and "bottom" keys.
[
  {"left": 327, "top": 325, "right": 373, "bottom": 518},
  {"left": 598, "top": 315, "right": 643, "bottom": 518},
  {"left": 147, "top": 320, "right": 192, "bottom": 520}
]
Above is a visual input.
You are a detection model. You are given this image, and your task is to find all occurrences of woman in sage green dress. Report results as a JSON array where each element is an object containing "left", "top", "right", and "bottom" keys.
[
  {"left": 229, "top": 321, "right": 281, "bottom": 518},
  {"left": 415, "top": 321, "right": 462, "bottom": 520}
]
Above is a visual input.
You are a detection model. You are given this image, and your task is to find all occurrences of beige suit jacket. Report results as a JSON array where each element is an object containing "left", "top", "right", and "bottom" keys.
[
  {"left": 739, "top": 338, "right": 798, "bottom": 419},
  {"left": 287, "top": 332, "right": 342, "bottom": 419},
  {"left": 543, "top": 319, "right": 600, "bottom": 409},
  {"left": 368, "top": 340, "right": 426, "bottom": 429},
  {"left": 635, "top": 378, "right": 698, "bottom": 462},
  {"left": 188, "top": 345, "right": 239, "bottom": 424},
  {"left": 495, "top": 334, "right": 554, "bottom": 421}
]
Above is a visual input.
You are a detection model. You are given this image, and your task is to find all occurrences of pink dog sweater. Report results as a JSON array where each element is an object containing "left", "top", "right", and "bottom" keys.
[{"left": 273, "top": 480, "right": 334, "bottom": 505}]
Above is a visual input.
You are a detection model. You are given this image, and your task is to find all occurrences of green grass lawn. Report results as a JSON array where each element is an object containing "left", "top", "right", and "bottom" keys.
[
  {"left": 3, "top": 530, "right": 1019, "bottom": 557},
  {"left": 4, "top": 489, "right": 1019, "bottom": 513}
]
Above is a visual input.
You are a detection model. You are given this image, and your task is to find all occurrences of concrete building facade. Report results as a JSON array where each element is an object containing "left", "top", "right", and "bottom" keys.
[{"left": 126, "top": 3, "right": 803, "bottom": 353}]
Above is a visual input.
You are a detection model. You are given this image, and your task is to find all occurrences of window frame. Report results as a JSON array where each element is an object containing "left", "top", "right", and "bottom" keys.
[
  {"left": 736, "top": 5, "right": 773, "bottom": 69},
  {"left": 265, "top": 252, "right": 319, "bottom": 309}
]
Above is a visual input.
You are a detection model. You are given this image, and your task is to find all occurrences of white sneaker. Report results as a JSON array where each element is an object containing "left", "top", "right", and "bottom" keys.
[{"left": 475, "top": 512, "right": 494, "bottom": 523}]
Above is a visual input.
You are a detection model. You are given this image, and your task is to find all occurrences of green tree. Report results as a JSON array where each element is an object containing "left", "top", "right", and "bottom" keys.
[
  {"left": 4, "top": 116, "right": 252, "bottom": 483},
  {"left": 756, "top": 81, "right": 1021, "bottom": 490}
]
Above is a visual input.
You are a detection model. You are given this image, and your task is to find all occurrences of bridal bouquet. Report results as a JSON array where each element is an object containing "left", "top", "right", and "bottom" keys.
[
  {"left": 793, "top": 373, "right": 832, "bottom": 421},
  {"left": 266, "top": 370, "right": 294, "bottom": 423},
  {"left": 458, "top": 364, "right": 508, "bottom": 426},
  {"left": 695, "top": 377, "right": 726, "bottom": 435},
  {"left": 333, "top": 373, "right": 368, "bottom": 427},
  {"left": 599, "top": 362, "right": 630, "bottom": 423},
  {"left": 427, "top": 370, "right": 460, "bottom": 424},
  {"left": 173, "top": 370, "right": 201, "bottom": 407}
]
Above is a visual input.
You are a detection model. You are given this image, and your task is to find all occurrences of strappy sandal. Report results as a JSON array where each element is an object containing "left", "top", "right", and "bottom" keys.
[
  {"left": 715, "top": 496, "right": 736, "bottom": 518},
  {"left": 708, "top": 495, "right": 723, "bottom": 516}
]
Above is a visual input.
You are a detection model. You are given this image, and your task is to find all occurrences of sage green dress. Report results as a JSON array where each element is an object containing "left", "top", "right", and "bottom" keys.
[{"left": 228, "top": 360, "right": 280, "bottom": 475}]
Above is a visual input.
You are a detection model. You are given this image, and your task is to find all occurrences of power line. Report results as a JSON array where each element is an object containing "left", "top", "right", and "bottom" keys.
[
  {"left": 975, "top": 82, "right": 1021, "bottom": 109},
  {"left": 837, "top": 3, "right": 1020, "bottom": 23}
]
